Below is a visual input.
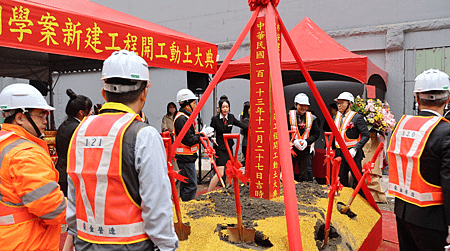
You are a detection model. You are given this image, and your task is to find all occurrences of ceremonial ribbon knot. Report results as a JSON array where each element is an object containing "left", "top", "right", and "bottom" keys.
[
  {"left": 168, "top": 161, "right": 188, "bottom": 183},
  {"left": 299, "top": 123, "right": 306, "bottom": 129},
  {"left": 362, "top": 162, "right": 374, "bottom": 184},
  {"left": 225, "top": 160, "right": 249, "bottom": 184},
  {"left": 326, "top": 178, "right": 343, "bottom": 197},
  {"left": 323, "top": 150, "right": 335, "bottom": 166},
  {"left": 204, "top": 146, "right": 217, "bottom": 158},
  {"left": 248, "top": 0, "right": 280, "bottom": 11},
  {"left": 346, "top": 122, "right": 355, "bottom": 130}
]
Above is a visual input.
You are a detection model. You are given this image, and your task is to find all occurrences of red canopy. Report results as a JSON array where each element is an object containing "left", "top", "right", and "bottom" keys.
[
  {"left": 0, "top": 0, "right": 218, "bottom": 77},
  {"left": 219, "top": 17, "right": 387, "bottom": 90}
]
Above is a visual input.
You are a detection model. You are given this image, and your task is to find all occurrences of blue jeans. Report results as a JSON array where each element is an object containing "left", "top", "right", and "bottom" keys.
[{"left": 177, "top": 161, "right": 197, "bottom": 201}]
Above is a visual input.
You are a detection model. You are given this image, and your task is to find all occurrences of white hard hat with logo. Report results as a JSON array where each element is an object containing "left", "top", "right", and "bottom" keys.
[
  {"left": 334, "top": 92, "right": 354, "bottom": 103},
  {"left": 101, "top": 50, "right": 150, "bottom": 93},
  {"left": 294, "top": 93, "right": 310, "bottom": 105},
  {"left": 0, "top": 83, "right": 54, "bottom": 111},
  {"left": 177, "top": 89, "right": 198, "bottom": 103},
  {"left": 414, "top": 69, "right": 449, "bottom": 95}
]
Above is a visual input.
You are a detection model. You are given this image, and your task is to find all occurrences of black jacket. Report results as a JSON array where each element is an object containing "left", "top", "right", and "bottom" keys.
[
  {"left": 287, "top": 111, "right": 320, "bottom": 154},
  {"left": 394, "top": 110, "right": 450, "bottom": 231},
  {"left": 210, "top": 113, "right": 248, "bottom": 151},
  {"left": 174, "top": 108, "right": 202, "bottom": 162},
  {"left": 55, "top": 116, "right": 80, "bottom": 186},
  {"left": 333, "top": 112, "right": 370, "bottom": 151}
]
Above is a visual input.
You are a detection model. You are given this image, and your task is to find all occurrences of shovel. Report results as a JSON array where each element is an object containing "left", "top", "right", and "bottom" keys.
[
  {"left": 323, "top": 157, "right": 343, "bottom": 247},
  {"left": 324, "top": 132, "right": 334, "bottom": 186},
  {"left": 161, "top": 135, "right": 191, "bottom": 240},
  {"left": 289, "top": 130, "right": 299, "bottom": 157},
  {"left": 337, "top": 142, "right": 384, "bottom": 215},
  {"left": 199, "top": 137, "right": 225, "bottom": 188},
  {"left": 223, "top": 133, "right": 255, "bottom": 243}
]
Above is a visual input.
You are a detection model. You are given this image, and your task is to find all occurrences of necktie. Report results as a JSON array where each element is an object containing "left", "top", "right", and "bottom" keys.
[{"left": 223, "top": 118, "right": 228, "bottom": 126}]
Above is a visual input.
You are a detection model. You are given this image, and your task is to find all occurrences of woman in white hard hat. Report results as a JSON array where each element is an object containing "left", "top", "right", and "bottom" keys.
[
  {"left": 288, "top": 93, "right": 320, "bottom": 182},
  {"left": 333, "top": 91, "right": 370, "bottom": 189}
]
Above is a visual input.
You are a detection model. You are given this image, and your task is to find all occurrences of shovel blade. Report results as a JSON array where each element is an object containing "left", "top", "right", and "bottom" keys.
[
  {"left": 174, "top": 222, "right": 191, "bottom": 241},
  {"left": 227, "top": 226, "right": 255, "bottom": 244}
]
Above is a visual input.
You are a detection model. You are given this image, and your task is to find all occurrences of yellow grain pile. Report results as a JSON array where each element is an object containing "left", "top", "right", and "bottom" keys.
[{"left": 174, "top": 186, "right": 380, "bottom": 251}]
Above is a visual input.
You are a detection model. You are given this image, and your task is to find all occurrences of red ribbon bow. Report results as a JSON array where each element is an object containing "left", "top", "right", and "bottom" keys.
[
  {"left": 299, "top": 122, "right": 306, "bottom": 129},
  {"left": 225, "top": 160, "right": 249, "bottom": 184},
  {"left": 326, "top": 177, "right": 343, "bottom": 197},
  {"left": 248, "top": 0, "right": 280, "bottom": 11},
  {"left": 167, "top": 161, "right": 188, "bottom": 183},
  {"left": 362, "top": 162, "right": 374, "bottom": 184},
  {"left": 204, "top": 146, "right": 217, "bottom": 159},
  {"left": 323, "top": 150, "right": 335, "bottom": 166},
  {"left": 347, "top": 122, "right": 355, "bottom": 130}
]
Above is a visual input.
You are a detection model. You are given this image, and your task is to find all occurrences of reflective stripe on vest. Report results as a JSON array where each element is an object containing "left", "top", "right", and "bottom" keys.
[
  {"left": 334, "top": 111, "right": 360, "bottom": 148},
  {"left": 68, "top": 113, "right": 148, "bottom": 243},
  {"left": 173, "top": 112, "right": 199, "bottom": 155},
  {"left": 387, "top": 115, "right": 444, "bottom": 207},
  {"left": 0, "top": 131, "right": 38, "bottom": 226},
  {"left": 289, "top": 110, "right": 313, "bottom": 142}
]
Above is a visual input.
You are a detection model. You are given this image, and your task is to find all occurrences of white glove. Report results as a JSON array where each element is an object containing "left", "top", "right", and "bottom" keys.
[
  {"left": 293, "top": 139, "right": 302, "bottom": 150},
  {"left": 299, "top": 139, "right": 307, "bottom": 151},
  {"left": 200, "top": 126, "right": 214, "bottom": 137},
  {"left": 349, "top": 148, "right": 357, "bottom": 158}
]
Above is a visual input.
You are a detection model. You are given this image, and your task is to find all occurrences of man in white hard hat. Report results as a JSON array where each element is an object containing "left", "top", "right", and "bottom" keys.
[
  {"left": 174, "top": 89, "right": 214, "bottom": 201},
  {"left": 333, "top": 91, "right": 369, "bottom": 188},
  {"left": 387, "top": 69, "right": 450, "bottom": 250},
  {"left": 0, "top": 84, "right": 67, "bottom": 250},
  {"left": 288, "top": 93, "right": 320, "bottom": 182},
  {"left": 66, "top": 50, "right": 178, "bottom": 250}
]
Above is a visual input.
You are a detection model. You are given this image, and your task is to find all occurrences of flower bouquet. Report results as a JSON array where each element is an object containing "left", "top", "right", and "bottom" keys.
[{"left": 351, "top": 96, "right": 396, "bottom": 134}]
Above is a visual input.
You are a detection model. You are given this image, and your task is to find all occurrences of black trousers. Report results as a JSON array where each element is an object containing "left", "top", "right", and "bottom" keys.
[
  {"left": 396, "top": 216, "right": 448, "bottom": 251},
  {"left": 335, "top": 148, "right": 363, "bottom": 187},
  {"left": 291, "top": 148, "right": 311, "bottom": 182}
]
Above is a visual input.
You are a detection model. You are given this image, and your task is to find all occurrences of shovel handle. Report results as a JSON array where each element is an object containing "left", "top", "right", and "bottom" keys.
[
  {"left": 370, "top": 142, "right": 384, "bottom": 164},
  {"left": 200, "top": 137, "right": 225, "bottom": 187},
  {"left": 161, "top": 134, "right": 184, "bottom": 220},
  {"left": 223, "top": 133, "right": 241, "bottom": 163}
]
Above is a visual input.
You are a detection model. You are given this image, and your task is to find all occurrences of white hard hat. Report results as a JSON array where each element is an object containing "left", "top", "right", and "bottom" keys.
[
  {"left": 0, "top": 83, "right": 54, "bottom": 111},
  {"left": 334, "top": 92, "right": 354, "bottom": 103},
  {"left": 177, "top": 89, "right": 198, "bottom": 103},
  {"left": 101, "top": 50, "right": 149, "bottom": 93},
  {"left": 294, "top": 93, "right": 310, "bottom": 105},
  {"left": 414, "top": 69, "right": 449, "bottom": 93}
]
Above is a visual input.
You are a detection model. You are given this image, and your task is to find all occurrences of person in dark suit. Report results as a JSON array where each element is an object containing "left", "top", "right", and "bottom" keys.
[
  {"left": 388, "top": 69, "right": 450, "bottom": 251},
  {"left": 55, "top": 89, "right": 92, "bottom": 196},
  {"left": 208, "top": 95, "right": 248, "bottom": 192},
  {"left": 287, "top": 93, "right": 320, "bottom": 182},
  {"left": 239, "top": 101, "right": 250, "bottom": 166},
  {"left": 333, "top": 92, "right": 369, "bottom": 188}
]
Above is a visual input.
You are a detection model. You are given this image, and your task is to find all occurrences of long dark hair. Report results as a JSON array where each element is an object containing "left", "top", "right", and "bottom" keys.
[
  {"left": 166, "top": 102, "right": 177, "bottom": 117},
  {"left": 242, "top": 101, "right": 250, "bottom": 120},
  {"left": 65, "top": 89, "right": 92, "bottom": 118},
  {"left": 218, "top": 95, "right": 230, "bottom": 115}
]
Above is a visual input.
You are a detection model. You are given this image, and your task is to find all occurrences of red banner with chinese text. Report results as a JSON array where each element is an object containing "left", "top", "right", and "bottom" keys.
[
  {"left": 0, "top": 1, "right": 217, "bottom": 74},
  {"left": 249, "top": 15, "right": 281, "bottom": 200}
]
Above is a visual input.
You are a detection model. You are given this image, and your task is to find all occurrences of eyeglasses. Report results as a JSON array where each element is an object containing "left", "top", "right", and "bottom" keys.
[{"left": 30, "top": 113, "right": 48, "bottom": 120}]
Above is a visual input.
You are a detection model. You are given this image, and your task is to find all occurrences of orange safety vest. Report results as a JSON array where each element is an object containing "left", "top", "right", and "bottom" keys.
[
  {"left": 68, "top": 113, "right": 149, "bottom": 244},
  {"left": 289, "top": 110, "right": 313, "bottom": 143},
  {"left": 387, "top": 115, "right": 445, "bottom": 207},
  {"left": 0, "top": 131, "right": 38, "bottom": 226},
  {"left": 334, "top": 110, "right": 361, "bottom": 148},
  {"left": 173, "top": 112, "right": 199, "bottom": 155}
]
